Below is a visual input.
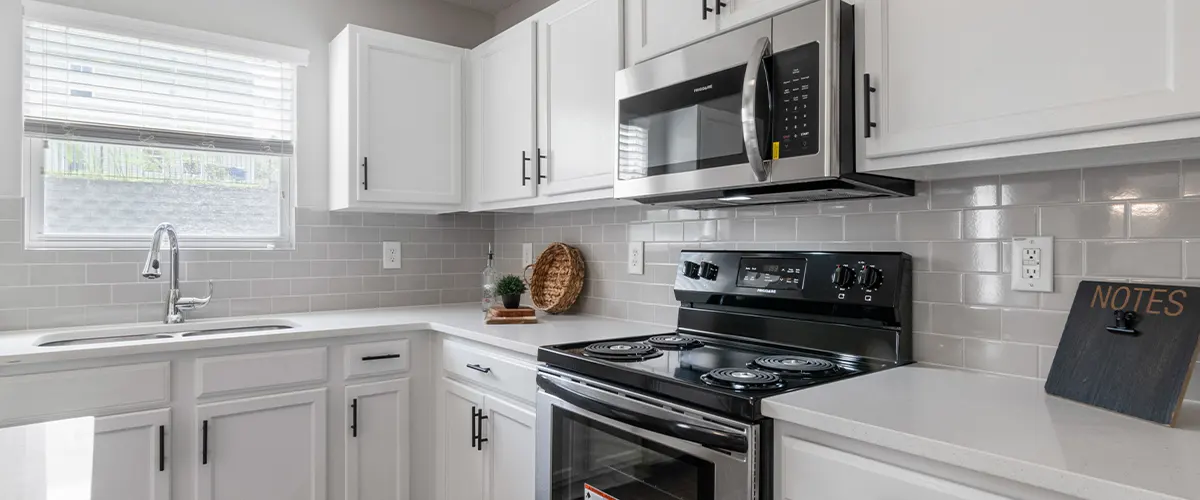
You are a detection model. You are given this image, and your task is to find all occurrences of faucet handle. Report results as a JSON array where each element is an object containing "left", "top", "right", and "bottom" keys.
[{"left": 177, "top": 280, "right": 213, "bottom": 311}]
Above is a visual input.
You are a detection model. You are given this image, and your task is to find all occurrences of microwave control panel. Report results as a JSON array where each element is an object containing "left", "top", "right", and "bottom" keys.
[{"left": 772, "top": 42, "right": 820, "bottom": 158}]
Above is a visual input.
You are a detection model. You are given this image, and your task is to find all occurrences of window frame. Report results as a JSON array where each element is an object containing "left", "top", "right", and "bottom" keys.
[{"left": 20, "top": 1, "right": 307, "bottom": 251}]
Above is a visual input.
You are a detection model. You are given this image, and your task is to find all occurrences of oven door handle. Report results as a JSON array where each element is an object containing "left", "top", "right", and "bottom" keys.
[
  {"left": 538, "top": 376, "right": 749, "bottom": 453},
  {"left": 741, "top": 36, "right": 773, "bottom": 183}
]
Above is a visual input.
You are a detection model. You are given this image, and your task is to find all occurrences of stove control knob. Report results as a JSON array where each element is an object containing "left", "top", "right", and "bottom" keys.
[
  {"left": 858, "top": 265, "right": 883, "bottom": 291},
  {"left": 683, "top": 261, "right": 701, "bottom": 279},
  {"left": 831, "top": 264, "right": 857, "bottom": 289},
  {"left": 700, "top": 262, "right": 719, "bottom": 280}
]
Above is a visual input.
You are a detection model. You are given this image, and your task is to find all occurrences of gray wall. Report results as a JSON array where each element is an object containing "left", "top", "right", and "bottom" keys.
[
  {"left": 492, "top": 161, "right": 1200, "bottom": 400},
  {"left": 495, "top": 0, "right": 558, "bottom": 33}
]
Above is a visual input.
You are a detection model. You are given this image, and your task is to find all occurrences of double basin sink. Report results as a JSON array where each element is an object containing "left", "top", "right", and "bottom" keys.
[{"left": 35, "top": 320, "right": 298, "bottom": 347}]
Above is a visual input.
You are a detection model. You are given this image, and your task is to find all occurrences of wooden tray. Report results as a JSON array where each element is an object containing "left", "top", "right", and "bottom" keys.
[
  {"left": 1045, "top": 280, "right": 1200, "bottom": 426},
  {"left": 485, "top": 307, "right": 537, "bottom": 325}
]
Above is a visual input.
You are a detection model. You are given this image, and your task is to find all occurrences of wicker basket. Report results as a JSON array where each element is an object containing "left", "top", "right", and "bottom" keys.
[{"left": 522, "top": 242, "right": 585, "bottom": 314}]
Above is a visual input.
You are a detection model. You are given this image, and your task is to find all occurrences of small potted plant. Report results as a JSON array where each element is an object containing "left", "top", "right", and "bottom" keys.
[{"left": 494, "top": 274, "right": 527, "bottom": 309}]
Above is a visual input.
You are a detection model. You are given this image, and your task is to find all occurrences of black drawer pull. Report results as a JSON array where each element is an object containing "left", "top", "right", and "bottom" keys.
[
  {"left": 863, "top": 73, "right": 877, "bottom": 138},
  {"left": 201, "top": 420, "right": 208, "bottom": 465},
  {"left": 362, "top": 354, "right": 401, "bottom": 361},
  {"left": 158, "top": 424, "right": 166, "bottom": 472},
  {"left": 362, "top": 157, "right": 368, "bottom": 190},
  {"left": 470, "top": 405, "right": 479, "bottom": 449},
  {"left": 476, "top": 412, "right": 488, "bottom": 451},
  {"left": 351, "top": 398, "right": 358, "bottom": 437},
  {"left": 466, "top": 363, "right": 492, "bottom": 374}
]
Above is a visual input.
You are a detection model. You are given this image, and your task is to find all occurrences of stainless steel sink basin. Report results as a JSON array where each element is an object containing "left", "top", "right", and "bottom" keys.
[{"left": 35, "top": 321, "right": 298, "bottom": 347}]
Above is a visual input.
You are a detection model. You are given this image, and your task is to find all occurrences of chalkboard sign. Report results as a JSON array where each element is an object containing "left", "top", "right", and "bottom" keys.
[{"left": 1046, "top": 281, "right": 1200, "bottom": 426}]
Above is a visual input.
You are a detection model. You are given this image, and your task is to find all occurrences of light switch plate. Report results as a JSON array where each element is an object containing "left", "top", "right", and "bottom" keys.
[
  {"left": 628, "top": 241, "right": 645, "bottom": 275},
  {"left": 383, "top": 242, "right": 402, "bottom": 269},
  {"left": 1011, "top": 236, "right": 1052, "bottom": 292},
  {"left": 522, "top": 243, "right": 533, "bottom": 268}
]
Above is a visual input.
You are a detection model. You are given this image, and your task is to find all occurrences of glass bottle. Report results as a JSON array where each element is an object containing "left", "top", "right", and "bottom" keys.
[{"left": 481, "top": 243, "right": 498, "bottom": 311}]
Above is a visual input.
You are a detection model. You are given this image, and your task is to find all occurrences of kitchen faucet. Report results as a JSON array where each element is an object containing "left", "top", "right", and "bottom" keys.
[{"left": 141, "top": 223, "right": 212, "bottom": 324}]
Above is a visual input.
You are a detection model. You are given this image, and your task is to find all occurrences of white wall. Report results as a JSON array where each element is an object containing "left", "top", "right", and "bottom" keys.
[
  {"left": 494, "top": 0, "right": 557, "bottom": 33},
  {"left": 2, "top": 0, "right": 496, "bottom": 208}
]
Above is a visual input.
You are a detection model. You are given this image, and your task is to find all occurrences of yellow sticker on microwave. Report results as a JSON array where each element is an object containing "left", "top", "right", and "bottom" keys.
[{"left": 772, "top": 142, "right": 780, "bottom": 160}]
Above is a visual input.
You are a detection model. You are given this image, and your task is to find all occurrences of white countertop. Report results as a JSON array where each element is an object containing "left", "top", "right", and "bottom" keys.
[
  {"left": 763, "top": 365, "right": 1200, "bottom": 500},
  {"left": 0, "top": 304, "right": 668, "bottom": 366}
]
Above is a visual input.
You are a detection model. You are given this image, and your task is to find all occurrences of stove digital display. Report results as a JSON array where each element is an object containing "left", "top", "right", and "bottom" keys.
[{"left": 738, "top": 258, "right": 806, "bottom": 289}]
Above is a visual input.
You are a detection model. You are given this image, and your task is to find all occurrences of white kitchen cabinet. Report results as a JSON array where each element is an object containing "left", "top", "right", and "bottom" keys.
[
  {"left": 481, "top": 395, "right": 536, "bottom": 500},
  {"left": 439, "top": 380, "right": 486, "bottom": 499},
  {"left": 536, "top": 0, "right": 621, "bottom": 196},
  {"left": 624, "top": 0, "right": 717, "bottom": 64},
  {"left": 859, "top": 0, "right": 1200, "bottom": 171},
  {"left": 719, "top": 0, "right": 806, "bottom": 29},
  {"left": 92, "top": 409, "right": 170, "bottom": 500},
  {"left": 471, "top": 22, "right": 538, "bottom": 204},
  {"left": 779, "top": 436, "right": 1010, "bottom": 500},
  {"left": 196, "top": 389, "right": 327, "bottom": 500},
  {"left": 345, "top": 379, "right": 411, "bottom": 500},
  {"left": 329, "top": 25, "right": 465, "bottom": 212}
]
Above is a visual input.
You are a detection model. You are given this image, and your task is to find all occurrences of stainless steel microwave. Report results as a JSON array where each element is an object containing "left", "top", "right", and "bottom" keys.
[{"left": 613, "top": 0, "right": 913, "bottom": 208}]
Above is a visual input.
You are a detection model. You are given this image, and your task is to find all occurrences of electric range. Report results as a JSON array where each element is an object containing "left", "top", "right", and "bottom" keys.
[{"left": 535, "top": 250, "right": 913, "bottom": 500}]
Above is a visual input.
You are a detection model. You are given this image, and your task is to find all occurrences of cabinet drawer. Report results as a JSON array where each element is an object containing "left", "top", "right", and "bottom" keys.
[
  {"left": 0, "top": 362, "right": 170, "bottom": 424},
  {"left": 442, "top": 340, "right": 536, "bottom": 403},
  {"left": 343, "top": 339, "right": 410, "bottom": 379},
  {"left": 196, "top": 347, "right": 327, "bottom": 398}
]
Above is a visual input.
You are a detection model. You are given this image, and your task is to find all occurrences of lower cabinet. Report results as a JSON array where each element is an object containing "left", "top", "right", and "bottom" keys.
[
  {"left": 346, "top": 379, "right": 411, "bottom": 500},
  {"left": 440, "top": 378, "right": 536, "bottom": 500},
  {"left": 92, "top": 409, "right": 171, "bottom": 500},
  {"left": 195, "top": 389, "right": 327, "bottom": 500}
]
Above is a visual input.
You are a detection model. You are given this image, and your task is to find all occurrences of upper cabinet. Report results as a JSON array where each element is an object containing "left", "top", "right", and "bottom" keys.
[
  {"left": 625, "top": 0, "right": 717, "bottom": 65},
  {"left": 329, "top": 25, "right": 466, "bottom": 212},
  {"left": 858, "top": 0, "right": 1200, "bottom": 172},
  {"left": 470, "top": 0, "right": 622, "bottom": 210}
]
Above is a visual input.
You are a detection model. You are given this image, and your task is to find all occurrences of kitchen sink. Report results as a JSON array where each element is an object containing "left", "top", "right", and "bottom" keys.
[{"left": 35, "top": 321, "right": 298, "bottom": 347}]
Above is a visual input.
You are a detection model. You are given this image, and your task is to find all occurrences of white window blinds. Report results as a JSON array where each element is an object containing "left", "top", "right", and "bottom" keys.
[{"left": 23, "top": 20, "right": 297, "bottom": 155}]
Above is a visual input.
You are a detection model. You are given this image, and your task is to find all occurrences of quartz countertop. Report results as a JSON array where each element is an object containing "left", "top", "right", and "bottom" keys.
[
  {"left": 763, "top": 364, "right": 1200, "bottom": 500},
  {"left": 0, "top": 304, "right": 669, "bottom": 366}
]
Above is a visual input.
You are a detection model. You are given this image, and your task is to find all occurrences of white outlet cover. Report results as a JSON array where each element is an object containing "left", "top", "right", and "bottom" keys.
[
  {"left": 522, "top": 243, "right": 534, "bottom": 268},
  {"left": 1011, "top": 236, "right": 1052, "bottom": 292},
  {"left": 628, "top": 241, "right": 645, "bottom": 275},
  {"left": 382, "top": 241, "right": 402, "bottom": 269}
]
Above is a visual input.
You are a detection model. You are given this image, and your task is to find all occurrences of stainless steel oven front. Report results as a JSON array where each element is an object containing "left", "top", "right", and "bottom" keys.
[{"left": 536, "top": 368, "right": 766, "bottom": 500}]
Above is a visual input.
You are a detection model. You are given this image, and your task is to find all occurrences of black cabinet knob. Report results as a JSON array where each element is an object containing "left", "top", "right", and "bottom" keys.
[
  {"left": 683, "top": 261, "right": 701, "bottom": 279},
  {"left": 857, "top": 265, "right": 883, "bottom": 291},
  {"left": 831, "top": 264, "right": 856, "bottom": 289}
]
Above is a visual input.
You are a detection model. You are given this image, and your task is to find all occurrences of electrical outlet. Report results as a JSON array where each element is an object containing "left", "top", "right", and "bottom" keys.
[
  {"left": 522, "top": 243, "right": 534, "bottom": 268},
  {"left": 628, "top": 241, "right": 645, "bottom": 275},
  {"left": 1011, "top": 236, "right": 1052, "bottom": 292},
  {"left": 383, "top": 241, "right": 402, "bottom": 269}
]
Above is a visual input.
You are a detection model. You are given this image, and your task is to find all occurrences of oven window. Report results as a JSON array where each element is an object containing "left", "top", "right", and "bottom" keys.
[
  {"left": 550, "top": 408, "right": 715, "bottom": 500},
  {"left": 618, "top": 64, "right": 757, "bottom": 181}
]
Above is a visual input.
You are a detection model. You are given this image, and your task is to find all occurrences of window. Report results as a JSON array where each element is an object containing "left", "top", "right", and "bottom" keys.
[{"left": 22, "top": 5, "right": 307, "bottom": 249}]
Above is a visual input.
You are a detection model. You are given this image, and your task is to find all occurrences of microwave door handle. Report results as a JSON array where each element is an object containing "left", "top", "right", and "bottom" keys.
[
  {"left": 741, "top": 36, "right": 772, "bottom": 183},
  {"left": 537, "top": 376, "right": 748, "bottom": 453}
]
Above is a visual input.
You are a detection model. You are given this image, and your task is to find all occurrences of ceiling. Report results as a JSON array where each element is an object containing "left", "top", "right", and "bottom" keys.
[{"left": 437, "top": 0, "right": 522, "bottom": 14}]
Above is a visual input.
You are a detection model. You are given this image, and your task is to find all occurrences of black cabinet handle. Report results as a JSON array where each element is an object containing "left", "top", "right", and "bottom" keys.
[
  {"left": 470, "top": 405, "right": 479, "bottom": 448},
  {"left": 521, "top": 151, "right": 532, "bottom": 186},
  {"left": 351, "top": 398, "right": 358, "bottom": 437},
  {"left": 466, "top": 363, "right": 492, "bottom": 374},
  {"left": 201, "top": 420, "right": 208, "bottom": 465},
  {"left": 361, "top": 354, "right": 401, "bottom": 361},
  {"left": 362, "top": 157, "right": 368, "bottom": 190},
  {"left": 158, "top": 425, "right": 165, "bottom": 472},
  {"left": 476, "top": 412, "right": 488, "bottom": 451},
  {"left": 536, "top": 148, "right": 547, "bottom": 184},
  {"left": 715, "top": 0, "right": 727, "bottom": 14},
  {"left": 863, "top": 73, "right": 877, "bottom": 138},
  {"left": 702, "top": 0, "right": 712, "bottom": 19}
]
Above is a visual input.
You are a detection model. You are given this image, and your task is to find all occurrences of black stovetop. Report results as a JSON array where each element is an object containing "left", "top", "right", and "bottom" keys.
[{"left": 538, "top": 332, "right": 901, "bottom": 421}]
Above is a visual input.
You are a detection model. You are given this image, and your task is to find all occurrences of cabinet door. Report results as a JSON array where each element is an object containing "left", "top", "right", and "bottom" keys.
[
  {"left": 196, "top": 389, "right": 326, "bottom": 500},
  {"left": 346, "top": 379, "right": 410, "bottom": 500},
  {"left": 861, "top": 0, "right": 1200, "bottom": 161},
  {"left": 92, "top": 409, "right": 170, "bottom": 500},
  {"left": 355, "top": 29, "right": 463, "bottom": 205},
  {"left": 472, "top": 22, "right": 538, "bottom": 204},
  {"left": 719, "top": 0, "right": 801, "bottom": 28},
  {"left": 440, "top": 380, "right": 485, "bottom": 500},
  {"left": 779, "top": 437, "right": 1010, "bottom": 499},
  {"left": 537, "top": 0, "right": 621, "bottom": 196},
  {"left": 482, "top": 395, "right": 535, "bottom": 500},
  {"left": 625, "top": 0, "right": 717, "bottom": 65}
]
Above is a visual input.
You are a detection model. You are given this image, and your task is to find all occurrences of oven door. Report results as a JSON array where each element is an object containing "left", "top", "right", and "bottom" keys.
[
  {"left": 536, "top": 370, "right": 761, "bottom": 500},
  {"left": 614, "top": 20, "right": 773, "bottom": 201}
]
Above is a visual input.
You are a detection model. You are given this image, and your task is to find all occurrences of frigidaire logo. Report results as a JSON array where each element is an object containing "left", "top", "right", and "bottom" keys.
[
  {"left": 694, "top": 84, "right": 713, "bottom": 93},
  {"left": 757, "top": 289, "right": 777, "bottom": 294}
]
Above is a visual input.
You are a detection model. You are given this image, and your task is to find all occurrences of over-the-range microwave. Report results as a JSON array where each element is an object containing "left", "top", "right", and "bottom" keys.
[{"left": 614, "top": 0, "right": 913, "bottom": 209}]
